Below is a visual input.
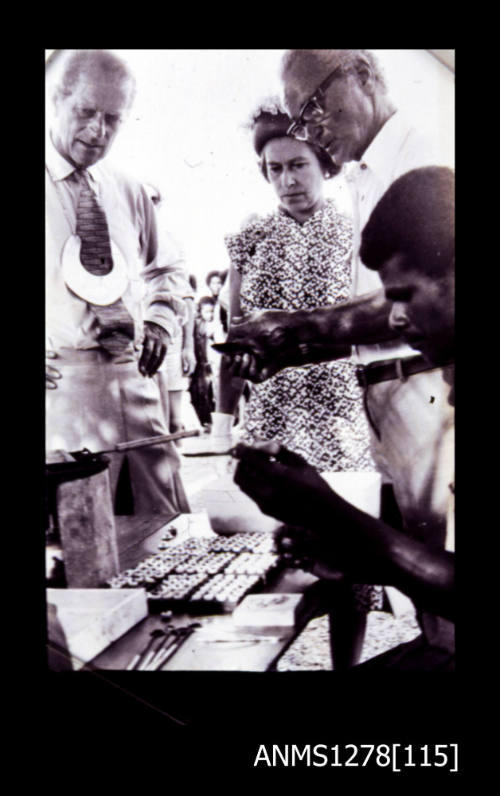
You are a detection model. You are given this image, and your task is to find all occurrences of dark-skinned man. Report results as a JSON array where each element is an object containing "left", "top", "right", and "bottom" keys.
[{"left": 234, "top": 166, "right": 455, "bottom": 670}]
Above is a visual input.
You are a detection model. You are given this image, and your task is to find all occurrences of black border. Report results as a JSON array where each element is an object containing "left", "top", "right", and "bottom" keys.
[{"left": 33, "top": 46, "right": 475, "bottom": 785}]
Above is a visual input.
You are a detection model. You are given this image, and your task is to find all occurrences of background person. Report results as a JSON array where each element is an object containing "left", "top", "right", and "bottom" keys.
[
  {"left": 204, "top": 270, "right": 227, "bottom": 408},
  {"left": 145, "top": 184, "right": 196, "bottom": 446},
  {"left": 188, "top": 296, "right": 217, "bottom": 430},
  {"left": 45, "top": 49, "right": 191, "bottom": 538}
]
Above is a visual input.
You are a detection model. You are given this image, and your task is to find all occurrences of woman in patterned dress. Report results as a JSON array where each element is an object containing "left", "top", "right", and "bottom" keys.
[
  {"left": 213, "top": 101, "right": 383, "bottom": 668},
  {"left": 217, "top": 102, "right": 374, "bottom": 472}
]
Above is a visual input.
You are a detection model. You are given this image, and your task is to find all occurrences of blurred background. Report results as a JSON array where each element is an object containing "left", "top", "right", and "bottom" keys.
[{"left": 45, "top": 49, "right": 455, "bottom": 288}]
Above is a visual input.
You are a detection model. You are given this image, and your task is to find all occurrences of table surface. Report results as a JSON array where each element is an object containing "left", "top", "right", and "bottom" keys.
[
  {"left": 90, "top": 568, "right": 320, "bottom": 672},
  {"left": 89, "top": 472, "right": 381, "bottom": 672}
]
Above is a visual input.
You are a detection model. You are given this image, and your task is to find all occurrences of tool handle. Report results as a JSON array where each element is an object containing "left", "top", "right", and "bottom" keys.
[
  {"left": 151, "top": 644, "right": 178, "bottom": 671},
  {"left": 145, "top": 636, "right": 179, "bottom": 670},
  {"left": 112, "top": 429, "right": 200, "bottom": 452},
  {"left": 126, "top": 653, "right": 143, "bottom": 671},
  {"left": 137, "top": 648, "right": 162, "bottom": 671},
  {"left": 70, "top": 429, "right": 201, "bottom": 460},
  {"left": 153, "top": 629, "right": 197, "bottom": 670}
]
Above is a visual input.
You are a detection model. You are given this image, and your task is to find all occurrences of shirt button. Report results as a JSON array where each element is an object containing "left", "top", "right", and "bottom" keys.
[{"left": 360, "top": 162, "right": 367, "bottom": 170}]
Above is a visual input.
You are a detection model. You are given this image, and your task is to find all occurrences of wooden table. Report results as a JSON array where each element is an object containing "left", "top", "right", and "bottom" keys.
[
  {"left": 90, "top": 568, "right": 321, "bottom": 672},
  {"left": 89, "top": 471, "right": 382, "bottom": 672}
]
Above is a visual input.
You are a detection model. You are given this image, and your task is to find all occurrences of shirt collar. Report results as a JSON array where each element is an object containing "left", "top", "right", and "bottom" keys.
[
  {"left": 278, "top": 197, "right": 330, "bottom": 225},
  {"left": 45, "top": 131, "right": 102, "bottom": 186},
  {"left": 348, "top": 109, "right": 408, "bottom": 180}
]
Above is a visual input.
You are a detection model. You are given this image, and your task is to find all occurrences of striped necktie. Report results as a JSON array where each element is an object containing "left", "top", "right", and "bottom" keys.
[{"left": 74, "top": 170, "right": 134, "bottom": 355}]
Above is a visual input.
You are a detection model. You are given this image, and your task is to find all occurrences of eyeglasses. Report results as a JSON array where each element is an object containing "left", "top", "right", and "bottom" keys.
[{"left": 287, "top": 64, "right": 344, "bottom": 140}]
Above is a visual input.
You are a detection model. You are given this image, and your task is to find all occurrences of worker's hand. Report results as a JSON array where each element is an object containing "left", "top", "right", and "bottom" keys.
[
  {"left": 233, "top": 441, "right": 335, "bottom": 528},
  {"left": 139, "top": 322, "right": 169, "bottom": 377},
  {"left": 274, "top": 524, "right": 318, "bottom": 570},
  {"left": 274, "top": 524, "right": 348, "bottom": 581},
  {"left": 181, "top": 344, "right": 196, "bottom": 376},
  {"left": 222, "top": 350, "right": 271, "bottom": 383},
  {"left": 233, "top": 441, "right": 381, "bottom": 581},
  {"left": 221, "top": 311, "right": 302, "bottom": 382},
  {"left": 46, "top": 350, "right": 62, "bottom": 390}
]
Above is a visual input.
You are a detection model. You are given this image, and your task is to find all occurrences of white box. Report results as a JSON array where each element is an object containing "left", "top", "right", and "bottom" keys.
[
  {"left": 232, "top": 593, "right": 304, "bottom": 633},
  {"left": 47, "top": 588, "right": 148, "bottom": 670}
]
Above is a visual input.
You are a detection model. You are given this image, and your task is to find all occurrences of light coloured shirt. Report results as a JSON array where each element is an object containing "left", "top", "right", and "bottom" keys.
[
  {"left": 154, "top": 204, "right": 195, "bottom": 307},
  {"left": 46, "top": 134, "right": 191, "bottom": 351},
  {"left": 345, "top": 111, "right": 439, "bottom": 365}
]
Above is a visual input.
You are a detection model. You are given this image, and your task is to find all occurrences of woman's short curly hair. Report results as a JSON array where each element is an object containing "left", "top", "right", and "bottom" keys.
[{"left": 248, "top": 97, "right": 340, "bottom": 180}]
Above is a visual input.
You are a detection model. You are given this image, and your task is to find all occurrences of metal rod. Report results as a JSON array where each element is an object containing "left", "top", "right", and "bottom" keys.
[
  {"left": 126, "top": 628, "right": 166, "bottom": 671},
  {"left": 145, "top": 632, "right": 183, "bottom": 670},
  {"left": 182, "top": 448, "right": 236, "bottom": 458},
  {"left": 105, "top": 429, "right": 200, "bottom": 453},
  {"left": 71, "top": 429, "right": 200, "bottom": 459},
  {"left": 152, "top": 623, "right": 201, "bottom": 670}
]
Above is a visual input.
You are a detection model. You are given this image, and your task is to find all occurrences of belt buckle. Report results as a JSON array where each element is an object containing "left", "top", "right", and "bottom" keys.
[
  {"left": 395, "top": 358, "right": 407, "bottom": 382},
  {"left": 355, "top": 365, "right": 368, "bottom": 389}
]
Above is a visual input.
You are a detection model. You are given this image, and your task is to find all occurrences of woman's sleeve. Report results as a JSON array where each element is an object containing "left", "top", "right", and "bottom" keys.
[{"left": 224, "top": 228, "right": 250, "bottom": 276}]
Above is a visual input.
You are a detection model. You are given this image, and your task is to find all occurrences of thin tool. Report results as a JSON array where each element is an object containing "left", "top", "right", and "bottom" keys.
[
  {"left": 152, "top": 622, "right": 201, "bottom": 670},
  {"left": 70, "top": 429, "right": 200, "bottom": 460},
  {"left": 182, "top": 449, "right": 236, "bottom": 457},
  {"left": 126, "top": 628, "right": 166, "bottom": 671},
  {"left": 145, "top": 627, "right": 185, "bottom": 670},
  {"left": 137, "top": 625, "right": 178, "bottom": 671}
]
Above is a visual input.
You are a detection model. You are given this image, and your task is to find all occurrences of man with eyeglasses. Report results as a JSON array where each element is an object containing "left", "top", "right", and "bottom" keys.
[
  {"left": 224, "top": 50, "right": 452, "bottom": 568},
  {"left": 45, "top": 50, "right": 192, "bottom": 541}
]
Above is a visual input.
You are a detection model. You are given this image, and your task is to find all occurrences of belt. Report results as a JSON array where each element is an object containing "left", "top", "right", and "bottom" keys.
[
  {"left": 50, "top": 345, "right": 138, "bottom": 366},
  {"left": 355, "top": 354, "right": 436, "bottom": 389}
]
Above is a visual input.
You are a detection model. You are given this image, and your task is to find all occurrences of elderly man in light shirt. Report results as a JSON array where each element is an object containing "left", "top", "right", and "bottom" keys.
[{"left": 45, "top": 49, "right": 193, "bottom": 538}]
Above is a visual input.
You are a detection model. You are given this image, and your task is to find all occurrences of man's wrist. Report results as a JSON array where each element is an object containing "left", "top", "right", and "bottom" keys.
[
  {"left": 276, "top": 307, "right": 349, "bottom": 356},
  {"left": 145, "top": 319, "right": 172, "bottom": 341}
]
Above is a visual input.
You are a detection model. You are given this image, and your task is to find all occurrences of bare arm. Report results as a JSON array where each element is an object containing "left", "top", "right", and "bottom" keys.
[
  {"left": 224, "top": 289, "right": 399, "bottom": 382},
  {"left": 234, "top": 443, "right": 454, "bottom": 621},
  {"left": 181, "top": 298, "right": 196, "bottom": 376},
  {"left": 216, "top": 264, "right": 246, "bottom": 413}
]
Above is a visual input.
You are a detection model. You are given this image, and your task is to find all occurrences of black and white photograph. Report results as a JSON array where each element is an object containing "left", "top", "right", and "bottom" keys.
[{"left": 43, "top": 48, "right": 458, "bottom": 777}]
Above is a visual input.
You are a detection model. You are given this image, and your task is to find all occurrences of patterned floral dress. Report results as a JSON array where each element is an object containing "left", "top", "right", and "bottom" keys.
[
  {"left": 225, "top": 198, "right": 374, "bottom": 473},
  {"left": 225, "top": 200, "right": 383, "bottom": 612}
]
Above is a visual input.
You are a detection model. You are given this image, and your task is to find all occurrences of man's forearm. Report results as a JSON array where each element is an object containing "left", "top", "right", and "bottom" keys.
[
  {"left": 224, "top": 290, "right": 401, "bottom": 380},
  {"left": 182, "top": 298, "right": 195, "bottom": 346},
  {"left": 384, "top": 534, "right": 455, "bottom": 622},
  {"left": 317, "top": 492, "right": 454, "bottom": 621},
  {"left": 237, "top": 291, "right": 398, "bottom": 370},
  {"left": 146, "top": 301, "right": 177, "bottom": 342},
  {"left": 290, "top": 290, "right": 398, "bottom": 351}
]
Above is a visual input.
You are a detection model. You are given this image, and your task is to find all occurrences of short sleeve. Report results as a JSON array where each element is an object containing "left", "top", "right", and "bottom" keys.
[
  {"left": 224, "top": 229, "right": 251, "bottom": 276},
  {"left": 224, "top": 215, "right": 268, "bottom": 276}
]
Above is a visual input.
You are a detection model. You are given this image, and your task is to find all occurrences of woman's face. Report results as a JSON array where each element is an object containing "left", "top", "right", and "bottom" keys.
[{"left": 263, "top": 136, "right": 325, "bottom": 221}]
